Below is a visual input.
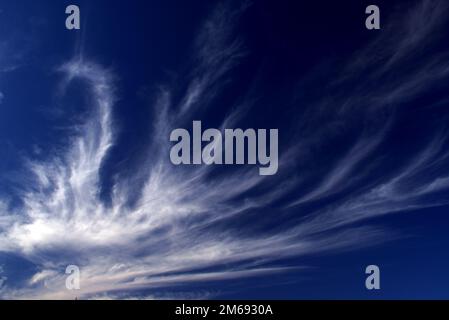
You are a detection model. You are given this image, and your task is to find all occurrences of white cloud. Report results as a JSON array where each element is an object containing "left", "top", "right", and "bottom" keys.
[{"left": 0, "top": 0, "right": 449, "bottom": 300}]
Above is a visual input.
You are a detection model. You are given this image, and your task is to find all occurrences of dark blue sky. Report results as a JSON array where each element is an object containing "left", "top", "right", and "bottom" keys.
[{"left": 0, "top": 0, "right": 448, "bottom": 299}]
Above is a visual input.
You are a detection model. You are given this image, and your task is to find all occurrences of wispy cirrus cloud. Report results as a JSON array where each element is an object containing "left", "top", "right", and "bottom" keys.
[{"left": 0, "top": 0, "right": 448, "bottom": 299}]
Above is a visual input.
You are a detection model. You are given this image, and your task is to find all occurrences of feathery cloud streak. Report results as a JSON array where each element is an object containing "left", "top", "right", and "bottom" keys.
[{"left": 0, "top": 1, "right": 449, "bottom": 299}]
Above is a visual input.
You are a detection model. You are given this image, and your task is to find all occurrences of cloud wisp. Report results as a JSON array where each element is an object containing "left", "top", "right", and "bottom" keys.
[{"left": 0, "top": 1, "right": 449, "bottom": 299}]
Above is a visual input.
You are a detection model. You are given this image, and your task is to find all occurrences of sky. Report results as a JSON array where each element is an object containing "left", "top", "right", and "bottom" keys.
[{"left": 0, "top": 0, "right": 448, "bottom": 299}]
